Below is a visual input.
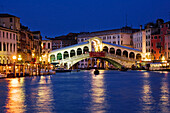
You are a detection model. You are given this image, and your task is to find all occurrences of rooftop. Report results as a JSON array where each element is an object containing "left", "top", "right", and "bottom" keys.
[{"left": 0, "top": 14, "right": 20, "bottom": 18}]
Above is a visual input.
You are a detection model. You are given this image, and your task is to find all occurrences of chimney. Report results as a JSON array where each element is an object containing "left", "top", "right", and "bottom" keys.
[{"left": 140, "top": 25, "right": 142, "bottom": 30}]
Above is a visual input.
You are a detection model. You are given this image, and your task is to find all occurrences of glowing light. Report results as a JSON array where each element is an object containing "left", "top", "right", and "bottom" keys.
[
  {"left": 162, "top": 56, "right": 165, "bottom": 61},
  {"left": 32, "top": 53, "right": 35, "bottom": 57},
  {"left": 12, "top": 55, "right": 16, "bottom": 60},
  {"left": 18, "top": 55, "right": 22, "bottom": 61}
]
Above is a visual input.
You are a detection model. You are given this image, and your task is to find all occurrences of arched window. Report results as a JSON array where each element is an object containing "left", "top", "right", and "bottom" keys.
[
  {"left": 103, "top": 46, "right": 108, "bottom": 53},
  {"left": 57, "top": 53, "right": 62, "bottom": 60},
  {"left": 3, "top": 43, "right": 6, "bottom": 51},
  {"left": 50, "top": 55, "right": 55, "bottom": 62},
  {"left": 77, "top": 48, "right": 82, "bottom": 55},
  {"left": 83, "top": 46, "right": 89, "bottom": 54},
  {"left": 110, "top": 48, "right": 115, "bottom": 54},
  {"left": 123, "top": 50, "right": 128, "bottom": 57},
  {"left": 70, "top": 50, "right": 75, "bottom": 57},
  {"left": 136, "top": 54, "right": 142, "bottom": 60},
  {"left": 64, "top": 51, "right": 69, "bottom": 59},
  {"left": 129, "top": 52, "right": 135, "bottom": 58},
  {"left": 116, "top": 49, "right": 121, "bottom": 56}
]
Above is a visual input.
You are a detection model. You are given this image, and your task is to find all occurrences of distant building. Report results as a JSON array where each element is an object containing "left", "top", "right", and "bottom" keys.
[
  {"left": 151, "top": 21, "right": 170, "bottom": 60},
  {"left": 165, "top": 34, "right": 170, "bottom": 60},
  {"left": 0, "top": 14, "right": 20, "bottom": 30},
  {"left": 77, "top": 27, "right": 140, "bottom": 68},
  {"left": 132, "top": 27, "right": 146, "bottom": 60},
  {"left": 42, "top": 39, "right": 52, "bottom": 64},
  {"left": 19, "top": 25, "right": 42, "bottom": 63},
  {"left": 52, "top": 33, "right": 78, "bottom": 50}
]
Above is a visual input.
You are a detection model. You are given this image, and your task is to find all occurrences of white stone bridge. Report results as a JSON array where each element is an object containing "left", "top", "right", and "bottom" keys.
[{"left": 48, "top": 37, "right": 143, "bottom": 69}]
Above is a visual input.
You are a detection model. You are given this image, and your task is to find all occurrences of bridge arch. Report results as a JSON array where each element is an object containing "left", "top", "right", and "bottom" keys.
[
  {"left": 70, "top": 50, "right": 76, "bottom": 57},
  {"left": 57, "top": 53, "right": 62, "bottom": 60},
  {"left": 129, "top": 52, "right": 135, "bottom": 59},
  {"left": 103, "top": 46, "right": 108, "bottom": 53},
  {"left": 70, "top": 56, "right": 122, "bottom": 69},
  {"left": 50, "top": 54, "right": 55, "bottom": 62},
  {"left": 116, "top": 49, "right": 121, "bottom": 56},
  {"left": 77, "top": 48, "right": 82, "bottom": 55},
  {"left": 110, "top": 47, "right": 115, "bottom": 54},
  {"left": 83, "top": 46, "right": 89, "bottom": 54},
  {"left": 136, "top": 53, "right": 142, "bottom": 60},
  {"left": 64, "top": 51, "right": 69, "bottom": 59},
  {"left": 123, "top": 50, "right": 128, "bottom": 58}
]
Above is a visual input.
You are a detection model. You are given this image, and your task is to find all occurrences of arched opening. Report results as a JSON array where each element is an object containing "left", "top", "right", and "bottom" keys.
[
  {"left": 83, "top": 46, "right": 89, "bottom": 54},
  {"left": 103, "top": 46, "right": 108, "bottom": 53},
  {"left": 129, "top": 52, "right": 135, "bottom": 59},
  {"left": 136, "top": 54, "right": 142, "bottom": 60},
  {"left": 50, "top": 54, "right": 55, "bottom": 62},
  {"left": 110, "top": 48, "right": 115, "bottom": 54},
  {"left": 116, "top": 49, "right": 121, "bottom": 56},
  {"left": 123, "top": 50, "right": 128, "bottom": 57},
  {"left": 77, "top": 48, "right": 82, "bottom": 55},
  {"left": 64, "top": 51, "right": 69, "bottom": 59},
  {"left": 57, "top": 53, "right": 62, "bottom": 60},
  {"left": 70, "top": 50, "right": 75, "bottom": 57}
]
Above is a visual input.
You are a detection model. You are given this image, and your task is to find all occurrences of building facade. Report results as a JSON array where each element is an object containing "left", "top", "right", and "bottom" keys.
[
  {"left": 0, "top": 26, "right": 17, "bottom": 64},
  {"left": 42, "top": 39, "right": 52, "bottom": 64},
  {"left": 77, "top": 27, "right": 140, "bottom": 68}
]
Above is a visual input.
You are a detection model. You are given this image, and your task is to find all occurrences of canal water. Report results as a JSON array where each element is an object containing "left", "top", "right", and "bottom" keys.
[{"left": 0, "top": 70, "right": 170, "bottom": 113}]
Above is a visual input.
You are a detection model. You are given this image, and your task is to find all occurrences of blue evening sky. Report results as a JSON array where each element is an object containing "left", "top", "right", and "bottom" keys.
[{"left": 0, "top": 0, "right": 170, "bottom": 37}]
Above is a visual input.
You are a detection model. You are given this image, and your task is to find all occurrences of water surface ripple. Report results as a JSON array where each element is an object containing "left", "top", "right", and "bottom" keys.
[{"left": 0, "top": 70, "right": 170, "bottom": 113}]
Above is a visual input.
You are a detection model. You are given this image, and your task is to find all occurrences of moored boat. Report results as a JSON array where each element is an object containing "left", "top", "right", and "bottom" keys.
[{"left": 55, "top": 68, "right": 72, "bottom": 72}]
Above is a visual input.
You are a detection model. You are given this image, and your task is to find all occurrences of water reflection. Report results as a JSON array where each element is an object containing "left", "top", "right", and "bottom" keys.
[
  {"left": 35, "top": 76, "right": 54, "bottom": 112},
  {"left": 141, "top": 72, "right": 154, "bottom": 112},
  {"left": 5, "top": 78, "right": 26, "bottom": 113},
  {"left": 89, "top": 70, "right": 107, "bottom": 113},
  {"left": 159, "top": 73, "right": 169, "bottom": 113}
]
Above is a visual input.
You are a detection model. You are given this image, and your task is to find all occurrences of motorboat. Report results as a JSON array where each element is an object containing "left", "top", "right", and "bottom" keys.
[{"left": 119, "top": 66, "right": 128, "bottom": 71}]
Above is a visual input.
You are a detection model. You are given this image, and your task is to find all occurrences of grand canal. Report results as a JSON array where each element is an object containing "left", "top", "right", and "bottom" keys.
[{"left": 0, "top": 70, "right": 170, "bottom": 113}]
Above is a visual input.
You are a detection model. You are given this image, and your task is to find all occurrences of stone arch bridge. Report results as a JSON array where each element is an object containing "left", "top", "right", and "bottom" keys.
[{"left": 48, "top": 37, "right": 143, "bottom": 69}]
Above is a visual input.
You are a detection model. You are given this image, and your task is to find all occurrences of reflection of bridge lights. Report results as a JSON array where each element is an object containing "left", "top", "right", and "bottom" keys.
[
  {"left": 90, "top": 70, "right": 107, "bottom": 112},
  {"left": 141, "top": 72, "right": 154, "bottom": 112},
  {"left": 36, "top": 76, "right": 54, "bottom": 112}
]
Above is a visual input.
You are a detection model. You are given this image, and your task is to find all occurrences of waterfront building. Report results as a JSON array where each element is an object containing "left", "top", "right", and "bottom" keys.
[
  {"left": 19, "top": 26, "right": 42, "bottom": 63},
  {"left": 0, "top": 14, "right": 19, "bottom": 64},
  {"left": 132, "top": 26, "right": 146, "bottom": 60},
  {"left": 32, "top": 31, "right": 42, "bottom": 63},
  {"left": 0, "top": 26, "right": 17, "bottom": 64},
  {"left": 42, "top": 38, "right": 52, "bottom": 64},
  {"left": 165, "top": 34, "right": 170, "bottom": 60},
  {"left": 77, "top": 27, "right": 139, "bottom": 68},
  {"left": 151, "top": 21, "right": 170, "bottom": 60}
]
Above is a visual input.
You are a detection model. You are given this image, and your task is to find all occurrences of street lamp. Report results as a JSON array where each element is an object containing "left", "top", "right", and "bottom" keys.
[
  {"left": 13, "top": 55, "right": 16, "bottom": 77},
  {"left": 18, "top": 55, "right": 22, "bottom": 76}
]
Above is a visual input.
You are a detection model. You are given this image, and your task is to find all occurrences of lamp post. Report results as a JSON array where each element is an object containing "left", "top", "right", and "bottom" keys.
[
  {"left": 18, "top": 55, "right": 22, "bottom": 76},
  {"left": 39, "top": 57, "right": 42, "bottom": 75},
  {"left": 13, "top": 55, "right": 16, "bottom": 77}
]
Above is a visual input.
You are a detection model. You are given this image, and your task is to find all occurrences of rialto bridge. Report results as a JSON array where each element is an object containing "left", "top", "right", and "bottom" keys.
[{"left": 48, "top": 37, "right": 143, "bottom": 69}]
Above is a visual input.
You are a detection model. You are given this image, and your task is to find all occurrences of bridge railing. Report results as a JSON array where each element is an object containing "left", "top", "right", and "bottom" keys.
[
  {"left": 64, "top": 53, "right": 90, "bottom": 61},
  {"left": 105, "top": 53, "right": 136, "bottom": 62}
]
